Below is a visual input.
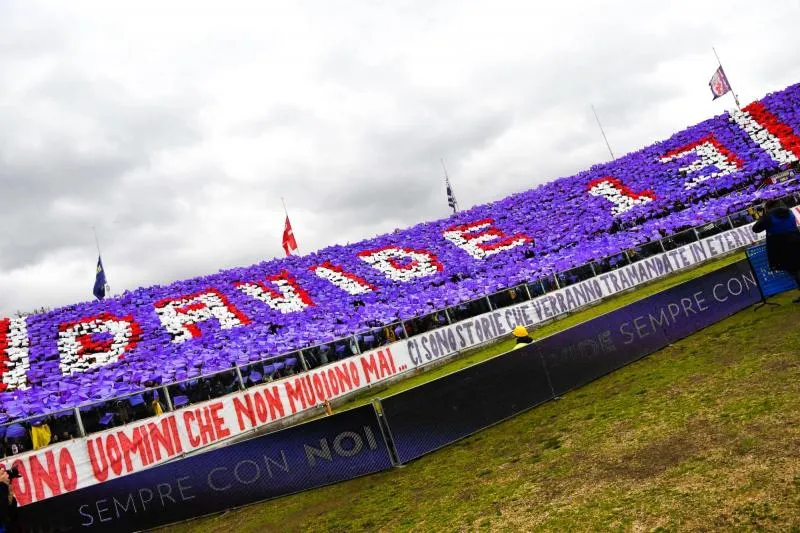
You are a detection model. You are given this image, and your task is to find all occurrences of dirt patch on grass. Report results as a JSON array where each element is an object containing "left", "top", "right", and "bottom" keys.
[
  {"left": 764, "top": 358, "right": 800, "bottom": 373},
  {"left": 594, "top": 420, "right": 723, "bottom": 481}
]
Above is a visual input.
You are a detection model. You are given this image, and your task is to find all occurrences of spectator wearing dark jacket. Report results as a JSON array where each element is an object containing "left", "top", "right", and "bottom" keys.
[
  {"left": 0, "top": 467, "right": 18, "bottom": 532},
  {"left": 753, "top": 199, "right": 800, "bottom": 301}
]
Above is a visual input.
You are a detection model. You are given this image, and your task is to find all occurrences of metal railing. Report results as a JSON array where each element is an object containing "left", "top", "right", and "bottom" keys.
[{"left": 1, "top": 190, "right": 797, "bottom": 459}]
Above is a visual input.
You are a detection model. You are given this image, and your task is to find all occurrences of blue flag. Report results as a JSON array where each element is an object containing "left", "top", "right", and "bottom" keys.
[{"left": 93, "top": 256, "right": 107, "bottom": 300}]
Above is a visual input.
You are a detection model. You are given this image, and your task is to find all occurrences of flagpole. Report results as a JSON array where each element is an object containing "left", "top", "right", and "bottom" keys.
[
  {"left": 440, "top": 158, "right": 458, "bottom": 213},
  {"left": 440, "top": 158, "right": 450, "bottom": 183},
  {"left": 591, "top": 104, "right": 615, "bottom": 160},
  {"left": 92, "top": 226, "right": 102, "bottom": 257},
  {"left": 712, "top": 47, "right": 741, "bottom": 110}
]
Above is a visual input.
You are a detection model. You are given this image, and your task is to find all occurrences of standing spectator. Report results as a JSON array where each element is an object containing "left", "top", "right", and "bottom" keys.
[
  {"left": 0, "top": 466, "right": 18, "bottom": 532},
  {"left": 753, "top": 199, "right": 800, "bottom": 301}
]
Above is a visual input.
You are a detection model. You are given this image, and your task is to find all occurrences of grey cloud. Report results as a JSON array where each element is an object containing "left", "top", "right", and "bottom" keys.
[
  {"left": 0, "top": 63, "right": 206, "bottom": 269},
  {"left": 2, "top": 0, "right": 800, "bottom": 315},
  {"left": 261, "top": 105, "right": 514, "bottom": 242},
  {"left": 229, "top": 105, "right": 323, "bottom": 137}
]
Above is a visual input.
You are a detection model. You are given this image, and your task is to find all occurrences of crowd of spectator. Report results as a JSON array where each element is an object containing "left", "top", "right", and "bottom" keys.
[
  {"left": 4, "top": 84, "right": 800, "bottom": 459},
  {"left": 2, "top": 191, "right": 799, "bottom": 460}
]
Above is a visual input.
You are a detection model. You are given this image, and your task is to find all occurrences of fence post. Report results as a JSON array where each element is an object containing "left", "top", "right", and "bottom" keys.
[
  {"left": 623, "top": 250, "right": 632, "bottom": 264},
  {"left": 552, "top": 274, "right": 561, "bottom": 289},
  {"left": 351, "top": 335, "right": 361, "bottom": 354},
  {"left": 658, "top": 238, "right": 667, "bottom": 253},
  {"left": 485, "top": 295, "right": 493, "bottom": 311},
  {"left": 299, "top": 352, "right": 310, "bottom": 371},
  {"left": 163, "top": 387, "right": 174, "bottom": 412},
  {"left": 540, "top": 279, "right": 547, "bottom": 294},
  {"left": 692, "top": 227, "right": 700, "bottom": 241},
  {"left": 523, "top": 283, "right": 532, "bottom": 300},
  {"left": 443, "top": 308, "right": 453, "bottom": 324},
  {"left": 233, "top": 365, "right": 246, "bottom": 390},
  {"left": 74, "top": 407, "right": 87, "bottom": 437},
  {"left": 396, "top": 322, "right": 409, "bottom": 339},
  {"left": 589, "top": 262, "right": 597, "bottom": 277}
]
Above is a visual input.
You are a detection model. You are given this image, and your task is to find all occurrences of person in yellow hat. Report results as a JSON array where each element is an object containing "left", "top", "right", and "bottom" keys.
[{"left": 512, "top": 325, "right": 534, "bottom": 350}]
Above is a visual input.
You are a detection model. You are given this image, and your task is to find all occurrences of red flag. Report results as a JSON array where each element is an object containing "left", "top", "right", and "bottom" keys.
[{"left": 282, "top": 215, "right": 298, "bottom": 256}]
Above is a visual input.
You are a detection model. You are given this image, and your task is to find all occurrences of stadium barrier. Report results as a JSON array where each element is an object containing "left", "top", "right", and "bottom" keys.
[
  {"left": 745, "top": 243, "right": 799, "bottom": 299},
  {"left": 535, "top": 259, "right": 760, "bottom": 396},
  {"left": 17, "top": 258, "right": 773, "bottom": 531},
  {"left": 380, "top": 259, "right": 761, "bottom": 462},
  {"left": 18, "top": 405, "right": 393, "bottom": 532},
  {"left": 1, "top": 223, "right": 766, "bottom": 507},
  {"left": 380, "top": 332, "right": 555, "bottom": 464}
]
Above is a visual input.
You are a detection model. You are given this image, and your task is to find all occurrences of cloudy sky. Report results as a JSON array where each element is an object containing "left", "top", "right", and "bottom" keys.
[{"left": 1, "top": 0, "right": 799, "bottom": 316}]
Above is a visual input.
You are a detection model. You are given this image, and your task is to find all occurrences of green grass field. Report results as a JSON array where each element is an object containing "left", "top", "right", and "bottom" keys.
[{"left": 160, "top": 252, "right": 800, "bottom": 532}]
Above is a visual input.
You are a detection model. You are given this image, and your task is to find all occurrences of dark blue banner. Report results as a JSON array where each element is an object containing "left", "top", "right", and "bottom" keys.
[
  {"left": 380, "top": 340, "right": 554, "bottom": 464},
  {"left": 382, "top": 260, "right": 761, "bottom": 464},
  {"left": 536, "top": 259, "right": 760, "bottom": 395},
  {"left": 745, "top": 244, "right": 798, "bottom": 298},
  {"left": 18, "top": 405, "right": 392, "bottom": 532}
]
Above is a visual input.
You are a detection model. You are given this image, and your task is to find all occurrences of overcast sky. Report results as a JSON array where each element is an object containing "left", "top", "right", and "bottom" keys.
[{"left": 1, "top": 0, "right": 799, "bottom": 316}]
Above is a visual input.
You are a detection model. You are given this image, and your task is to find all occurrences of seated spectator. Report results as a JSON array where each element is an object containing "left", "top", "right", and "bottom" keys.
[
  {"left": 127, "top": 394, "right": 150, "bottom": 421},
  {"left": 143, "top": 385, "right": 165, "bottom": 416},
  {"left": 4, "top": 424, "right": 28, "bottom": 456},
  {"left": 317, "top": 346, "right": 330, "bottom": 366},
  {"left": 30, "top": 418, "right": 51, "bottom": 450},
  {"left": 50, "top": 412, "right": 77, "bottom": 443}
]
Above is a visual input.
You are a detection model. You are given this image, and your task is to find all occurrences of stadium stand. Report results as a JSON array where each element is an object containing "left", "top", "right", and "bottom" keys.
[{"left": 2, "top": 83, "right": 800, "bottom": 458}]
